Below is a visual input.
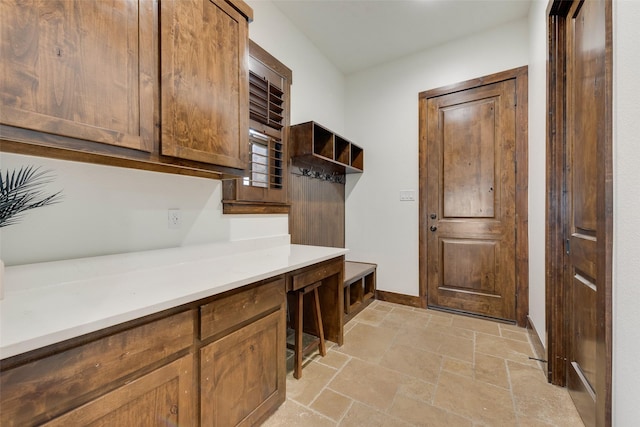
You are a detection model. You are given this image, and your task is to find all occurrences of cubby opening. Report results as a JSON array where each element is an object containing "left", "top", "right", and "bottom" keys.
[
  {"left": 335, "top": 135, "right": 350, "bottom": 165},
  {"left": 290, "top": 121, "right": 364, "bottom": 174},
  {"left": 313, "top": 125, "right": 334, "bottom": 160},
  {"left": 350, "top": 144, "right": 364, "bottom": 171}
]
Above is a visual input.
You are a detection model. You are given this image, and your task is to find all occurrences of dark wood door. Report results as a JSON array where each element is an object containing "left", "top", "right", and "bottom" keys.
[
  {"left": 563, "top": 0, "right": 606, "bottom": 425},
  {"left": 425, "top": 80, "right": 517, "bottom": 321}
]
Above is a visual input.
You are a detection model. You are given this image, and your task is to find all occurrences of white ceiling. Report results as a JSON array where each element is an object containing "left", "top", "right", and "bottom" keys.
[{"left": 271, "top": 0, "right": 532, "bottom": 75}]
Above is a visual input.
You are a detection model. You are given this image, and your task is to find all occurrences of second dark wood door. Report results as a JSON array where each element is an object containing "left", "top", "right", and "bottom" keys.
[
  {"left": 562, "top": 0, "right": 607, "bottom": 424},
  {"left": 425, "top": 79, "right": 517, "bottom": 321}
]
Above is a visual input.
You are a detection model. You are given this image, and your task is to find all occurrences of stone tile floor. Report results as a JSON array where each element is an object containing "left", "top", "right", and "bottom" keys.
[{"left": 263, "top": 300, "right": 585, "bottom": 426}]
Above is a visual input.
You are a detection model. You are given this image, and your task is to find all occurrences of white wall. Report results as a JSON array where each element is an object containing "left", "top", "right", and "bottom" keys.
[
  {"left": 0, "top": 152, "right": 287, "bottom": 265},
  {"left": 245, "top": 0, "right": 346, "bottom": 135},
  {"left": 344, "top": 19, "right": 529, "bottom": 296},
  {"left": 527, "top": 0, "right": 548, "bottom": 348},
  {"left": 613, "top": 0, "right": 640, "bottom": 423}
]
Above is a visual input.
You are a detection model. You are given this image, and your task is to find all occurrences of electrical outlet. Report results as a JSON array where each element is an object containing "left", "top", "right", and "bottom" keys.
[
  {"left": 168, "top": 209, "right": 181, "bottom": 229},
  {"left": 400, "top": 190, "right": 416, "bottom": 201}
]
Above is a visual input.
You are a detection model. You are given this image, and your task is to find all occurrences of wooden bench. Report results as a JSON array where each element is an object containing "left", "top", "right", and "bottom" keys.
[{"left": 343, "top": 261, "right": 377, "bottom": 323}]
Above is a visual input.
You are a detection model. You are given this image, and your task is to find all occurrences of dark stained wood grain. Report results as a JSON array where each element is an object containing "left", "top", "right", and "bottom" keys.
[
  {"left": 286, "top": 256, "right": 345, "bottom": 346},
  {"left": 375, "top": 290, "right": 423, "bottom": 308},
  {"left": 288, "top": 171, "right": 345, "bottom": 248},
  {"left": 418, "top": 66, "right": 528, "bottom": 326},
  {"left": 0, "top": 311, "right": 194, "bottom": 426},
  {"left": 0, "top": 0, "right": 254, "bottom": 179},
  {"left": 43, "top": 355, "right": 195, "bottom": 427},
  {"left": 200, "top": 278, "right": 285, "bottom": 341},
  {"left": 0, "top": 0, "right": 155, "bottom": 152},
  {"left": 200, "top": 309, "right": 285, "bottom": 426},
  {"left": 424, "top": 79, "right": 517, "bottom": 322},
  {"left": 222, "top": 39, "right": 293, "bottom": 212},
  {"left": 289, "top": 121, "right": 363, "bottom": 174},
  {"left": 547, "top": 1, "right": 613, "bottom": 426},
  {"left": 221, "top": 200, "right": 290, "bottom": 214},
  {"left": 343, "top": 261, "right": 377, "bottom": 323},
  {"left": 546, "top": 6, "right": 568, "bottom": 387},
  {"left": 160, "top": 0, "right": 249, "bottom": 169}
]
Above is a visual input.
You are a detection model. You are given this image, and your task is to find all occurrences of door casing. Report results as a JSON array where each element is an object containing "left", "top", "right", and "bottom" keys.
[
  {"left": 418, "top": 66, "right": 529, "bottom": 326},
  {"left": 546, "top": 1, "right": 613, "bottom": 426}
]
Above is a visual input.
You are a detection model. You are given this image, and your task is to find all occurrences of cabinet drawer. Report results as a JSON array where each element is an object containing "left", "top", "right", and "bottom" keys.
[
  {"left": 0, "top": 310, "right": 194, "bottom": 426},
  {"left": 289, "top": 258, "right": 343, "bottom": 291},
  {"left": 200, "top": 278, "right": 285, "bottom": 341}
]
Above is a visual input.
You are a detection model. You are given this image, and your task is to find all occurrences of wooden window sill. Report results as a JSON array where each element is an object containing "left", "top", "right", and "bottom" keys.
[{"left": 222, "top": 201, "right": 290, "bottom": 214}]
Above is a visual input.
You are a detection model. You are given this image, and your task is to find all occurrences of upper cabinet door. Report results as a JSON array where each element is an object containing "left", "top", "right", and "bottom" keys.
[
  {"left": 0, "top": 0, "right": 155, "bottom": 152},
  {"left": 160, "top": 0, "right": 250, "bottom": 171}
]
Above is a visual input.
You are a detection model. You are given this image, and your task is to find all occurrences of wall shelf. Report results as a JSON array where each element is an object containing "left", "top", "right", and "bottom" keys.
[{"left": 289, "top": 121, "right": 364, "bottom": 174}]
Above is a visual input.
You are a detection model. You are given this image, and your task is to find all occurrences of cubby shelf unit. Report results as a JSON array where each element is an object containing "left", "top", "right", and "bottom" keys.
[{"left": 289, "top": 121, "right": 364, "bottom": 173}]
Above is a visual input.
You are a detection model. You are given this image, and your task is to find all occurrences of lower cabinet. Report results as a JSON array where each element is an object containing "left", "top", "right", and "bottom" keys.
[
  {"left": 44, "top": 355, "right": 194, "bottom": 426},
  {"left": 200, "top": 277, "right": 287, "bottom": 426},
  {"left": 0, "top": 310, "right": 194, "bottom": 427},
  {"left": 201, "top": 310, "right": 285, "bottom": 426},
  {"left": 0, "top": 276, "right": 287, "bottom": 427}
]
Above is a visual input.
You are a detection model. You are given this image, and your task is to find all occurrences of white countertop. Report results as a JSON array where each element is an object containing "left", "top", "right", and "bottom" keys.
[{"left": 0, "top": 236, "right": 348, "bottom": 360}]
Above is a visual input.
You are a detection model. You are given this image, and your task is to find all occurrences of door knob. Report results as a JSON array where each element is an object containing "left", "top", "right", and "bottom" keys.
[{"left": 430, "top": 225, "right": 437, "bottom": 232}]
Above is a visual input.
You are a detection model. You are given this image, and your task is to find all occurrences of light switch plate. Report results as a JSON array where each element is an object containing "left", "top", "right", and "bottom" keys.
[{"left": 399, "top": 190, "right": 416, "bottom": 201}]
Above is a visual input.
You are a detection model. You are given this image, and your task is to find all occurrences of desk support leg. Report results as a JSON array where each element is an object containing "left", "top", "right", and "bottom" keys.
[
  {"left": 294, "top": 291, "right": 303, "bottom": 379},
  {"left": 312, "top": 287, "right": 326, "bottom": 356}
]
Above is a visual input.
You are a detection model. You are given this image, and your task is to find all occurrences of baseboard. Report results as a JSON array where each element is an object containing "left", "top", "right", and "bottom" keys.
[
  {"left": 526, "top": 315, "right": 548, "bottom": 375},
  {"left": 375, "top": 290, "right": 424, "bottom": 308}
]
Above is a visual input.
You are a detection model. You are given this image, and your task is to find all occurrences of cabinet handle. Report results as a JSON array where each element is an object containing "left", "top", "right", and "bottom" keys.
[
  {"left": 170, "top": 404, "right": 178, "bottom": 415},
  {"left": 430, "top": 225, "right": 437, "bottom": 232}
]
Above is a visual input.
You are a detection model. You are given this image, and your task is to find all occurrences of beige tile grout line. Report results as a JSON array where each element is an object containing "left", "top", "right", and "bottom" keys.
[
  {"left": 504, "top": 353, "right": 522, "bottom": 427},
  {"left": 283, "top": 351, "right": 344, "bottom": 425}
]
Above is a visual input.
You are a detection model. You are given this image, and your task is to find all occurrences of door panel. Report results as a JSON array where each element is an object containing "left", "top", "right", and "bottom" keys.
[
  {"left": 426, "top": 80, "right": 516, "bottom": 321},
  {"left": 563, "top": 0, "right": 605, "bottom": 425},
  {"left": 443, "top": 100, "right": 496, "bottom": 218},
  {"left": 442, "top": 240, "right": 496, "bottom": 293}
]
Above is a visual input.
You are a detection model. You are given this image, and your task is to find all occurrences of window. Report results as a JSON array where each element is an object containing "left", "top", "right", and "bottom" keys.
[
  {"left": 244, "top": 129, "right": 284, "bottom": 190},
  {"left": 222, "top": 40, "right": 292, "bottom": 214}
]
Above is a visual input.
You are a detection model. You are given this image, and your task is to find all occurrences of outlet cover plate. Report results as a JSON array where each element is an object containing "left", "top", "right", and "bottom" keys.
[{"left": 168, "top": 209, "right": 181, "bottom": 229}]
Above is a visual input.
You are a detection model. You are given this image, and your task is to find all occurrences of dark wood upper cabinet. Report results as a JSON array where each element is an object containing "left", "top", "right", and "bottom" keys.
[
  {"left": 0, "top": 0, "right": 155, "bottom": 152},
  {"left": 222, "top": 40, "right": 292, "bottom": 213},
  {"left": 0, "top": 0, "right": 253, "bottom": 178},
  {"left": 160, "top": 0, "right": 249, "bottom": 171}
]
